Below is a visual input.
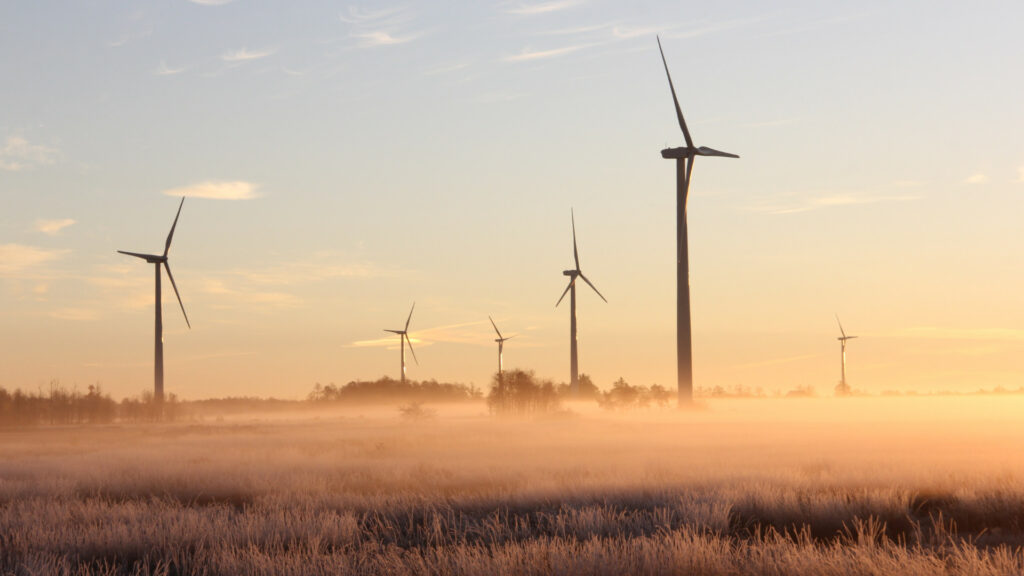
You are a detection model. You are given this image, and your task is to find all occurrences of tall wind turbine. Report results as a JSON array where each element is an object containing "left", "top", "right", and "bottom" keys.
[
  {"left": 384, "top": 303, "right": 418, "bottom": 383},
  {"left": 117, "top": 197, "right": 191, "bottom": 404},
  {"left": 836, "top": 315, "right": 857, "bottom": 395},
  {"left": 657, "top": 36, "right": 739, "bottom": 405},
  {"left": 488, "top": 316, "right": 514, "bottom": 377},
  {"left": 556, "top": 209, "right": 607, "bottom": 397}
]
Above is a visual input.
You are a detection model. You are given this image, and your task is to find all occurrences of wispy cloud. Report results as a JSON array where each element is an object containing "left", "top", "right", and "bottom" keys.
[
  {"left": 201, "top": 279, "right": 299, "bottom": 308},
  {"left": 0, "top": 244, "right": 68, "bottom": 277},
  {"left": 162, "top": 181, "right": 259, "bottom": 200},
  {"left": 339, "top": 6, "right": 405, "bottom": 25},
  {"left": 612, "top": 25, "right": 664, "bottom": 39},
  {"left": 35, "top": 219, "right": 75, "bottom": 236},
  {"left": 155, "top": 60, "right": 187, "bottom": 76},
  {"left": 749, "top": 192, "right": 921, "bottom": 215},
  {"left": 221, "top": 47, "right": 277, "bottom": 63},
  {"left": 505, "top": 0, "right": 584, "bottom": 15},
  {"left": 349, "top": 320, "right": 491, "bottom": 349},
  {"left": 234, "top": 258, "right": 397, "bottom": 286},
  {"left": 1017, "top": 166, "right": 1024, "bottom": 183},
  {"left": 352, "top": 30, "right": 420, "bottom": 47},
  {"left": 963, "top": 173, "right": 988, "bottom": 184},
  {"left": 504, "top": 43, "right": 590, "bottom": 62},
  {"left": 340, "top": 5, "right": 424, "bottom": 49},
  {"left": 0, "top": 136, "right": 59, "bottom": 171}
]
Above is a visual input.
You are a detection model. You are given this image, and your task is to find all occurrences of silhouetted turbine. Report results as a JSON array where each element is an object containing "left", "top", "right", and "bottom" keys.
[
  {"left": 658, "top": 36, "right": 739, "bottom": 406},
  {"left": 489, "top": 316, "right": 514, "bottom": 377},
  {"left": 384, "top": 303, "right": 418, "bottom": 383},
  {"left": 556, "top": 209, "right": 607, "bottom": 397},
  {"left": 836, "top": 315, "right": 858, "bottom": 393},
  {"left": 117, "top": 197, "right": 191, "bottom": 404}
]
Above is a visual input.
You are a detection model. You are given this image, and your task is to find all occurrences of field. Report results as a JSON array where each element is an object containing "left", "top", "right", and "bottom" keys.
[{"left": 2, "top": 396, "right": 1024, "bottom": 575}]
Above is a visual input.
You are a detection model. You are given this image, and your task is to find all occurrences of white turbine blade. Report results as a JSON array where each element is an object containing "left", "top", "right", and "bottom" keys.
[
  {"left": 164, "top": 197, "right": 185, "bottom": 257},
  {"left": 163, "top": 262, "right": 190, "bottom": 329},
  {"left": 578, "top": 272, "right": 607, "bottom": 303},
  {"left": 836, "top": 314, "right": 846, "bottom": 338},
  {"left": 571, "top": 209, "right": 580, "bottom": 270},
  {"left": 555, "top": 278, "right": 576, "bottom": 307},
  {"left": 405, "top": 302, "right": 415, "bottom": 332},
  {"left": 657, "top": 36, "right": 693, "bottom": 149},
  {"left": 696, "top": 146, "right": 739, "bottom": 159},
  {"left": 489, "top": 315, "right": 503, "bottom": 339},
  {"left": 405, "top": 333, "right": 419, "bottom": 365},
  {"left": 384, "top": 329, "right": 403, "bottom": 334}
]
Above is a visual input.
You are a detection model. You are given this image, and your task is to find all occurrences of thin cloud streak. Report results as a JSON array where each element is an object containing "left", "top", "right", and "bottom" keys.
[
  {"left": 162, "top": 181, "right": 259, "bottom": 200},
  {"left": 0, "top": 244, "right": 68, "bottom": 277},
  {"left": 504, "top": 43, "right": 590, "bottom": 62},
  {"left": 963, "top": 173, "right": 988, "bottom": 184},
  {"left": 155, "top": 61, "right": 187, "bottom": 76},
  {"left": 506, "top": 0, "right": 584, "bottom": 15},
  {"left": 749, "top": 193, "right": 921, "bottom": 215},
  {"left": 352, "top": 31, "right": 421, "bottom": 47},
  {"left": 0, "top": 137, "right": 59, "bottom": 171},
  {"left": 35, "top": 219, "right": 76, "bottom": 236},
  {"left": 221, "top": 47, "right": 277, "bottom": 62}
]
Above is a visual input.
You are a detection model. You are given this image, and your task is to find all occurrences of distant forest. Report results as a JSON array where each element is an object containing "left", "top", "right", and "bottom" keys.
[{"left": 3, "top": 377, "right": 1024, "bottom": 427}]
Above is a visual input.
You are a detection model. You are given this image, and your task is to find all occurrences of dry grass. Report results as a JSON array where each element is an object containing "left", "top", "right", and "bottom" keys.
[{"left": 2, "top": 397, "right": 1024, "bottom": 575}]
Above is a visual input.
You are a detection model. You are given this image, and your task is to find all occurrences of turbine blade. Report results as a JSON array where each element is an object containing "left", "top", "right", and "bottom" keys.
[
  {"left": 571, "top": 208, "right": 580, "bottom": 270},
  {"left": 578, "top": 272, "right": 608, "bottom": 303},
  {"left": 836, "top": 314, "right": 846, "bottom": 338},
  {"left": 163, "top": 262, "right": 190, "bottom": 329},
  {"left": 489, "top": 315, "right": 503, "bottom": 339},
  {"left": 164, "top": 197, "right": 185, "bottom": 257},
  {"left": 405, "top": 333, "right": 418, "bottom": 365},
  {"left": 384, "top": 329, "right": 403, "bottom": 334},
  {"left": 696, "top": 146, "right": 740, "bottom": 159},
  {"left": 555, "top": 278, "right": 575, "bottom": 307},
  {"left": 405, "top": 302, "right": 415, "bottom": 332},
  {"left": 657, "top": 36, "right": 693, "bottom": 149},
  {"left": 118, "top": 250, "right": 157, "bottom": 261}
]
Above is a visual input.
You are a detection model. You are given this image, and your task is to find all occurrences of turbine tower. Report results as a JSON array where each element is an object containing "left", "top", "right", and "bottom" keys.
[
  {"left": 657, "top": 36, "right": 739, "bottom": 405},
  {"left": 384, "top": 303, "right": 418, "bottom": 383},
  {"left": 489, "top": 316, "right": 514, "bottom": 377},
  {"left": 835, "top": 315, "right": 857, "bottom": 395},
  {"left": 556, "top": 209, "right": 607, "bottom": 397},
  {"left": 117, "top": 197, "right": 191, "bottom": 404}
]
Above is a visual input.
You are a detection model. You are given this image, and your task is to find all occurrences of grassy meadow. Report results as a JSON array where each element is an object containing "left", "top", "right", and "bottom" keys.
[{"left": 2, "top": 396, "right": 1024, "bottom": 575}]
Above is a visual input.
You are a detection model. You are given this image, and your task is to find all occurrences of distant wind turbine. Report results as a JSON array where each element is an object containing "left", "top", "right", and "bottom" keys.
[
  {"left": 556, "top": 209, "right": 607, "bottom": 397},
  {"left": 488, "top": 316, "right": 514, "bottom": 378},
  {"left": 836, "top": 315, "right": 857, "bottom": 395},
  {"left": 117, "top": 197, "right": 191, "bottom": 404},
  {"left": 384, "top": 303, "right": 418, "bottom": 383},
  {"left": 657, "top": 36, "right": 739, "bottom": 405}
]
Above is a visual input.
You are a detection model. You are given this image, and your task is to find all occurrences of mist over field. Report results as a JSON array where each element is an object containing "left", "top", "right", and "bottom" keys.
[{"left": 3, "top": 396, "right": 1024, "bottom": 575}]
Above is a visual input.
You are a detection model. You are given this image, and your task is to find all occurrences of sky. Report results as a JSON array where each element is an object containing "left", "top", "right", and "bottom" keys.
[{"left": 2, "top": 0, "right": 1023, "bottom": 400}]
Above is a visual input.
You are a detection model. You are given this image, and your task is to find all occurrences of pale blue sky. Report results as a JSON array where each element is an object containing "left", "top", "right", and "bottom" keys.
[{"left": 2, "top": 1, "right": 1023, "bottom": 398}]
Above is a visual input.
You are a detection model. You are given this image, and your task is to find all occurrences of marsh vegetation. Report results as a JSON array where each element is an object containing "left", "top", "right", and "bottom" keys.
[{"left": 1, "top": 397, "right": 1024, "bottom": 575}]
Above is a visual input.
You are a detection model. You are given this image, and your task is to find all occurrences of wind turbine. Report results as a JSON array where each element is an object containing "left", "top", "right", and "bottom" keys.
[
  {"left": 117, "top": 197, "right": 191, "bottom": 404},
  {"left": 488, "top": 316, "right": 514, "bottom": 378},
  {"left": 657, "top": 36, "right": 739, "bottom": 405},
  {"left": 384, "top": 303, "right": 418, "bottom": 383},
  {"left": 836, "top": 315, "right": 858, "bottom": 395},
  {"left": 556, "top": 209, "right": 607, "bottom": 397}
]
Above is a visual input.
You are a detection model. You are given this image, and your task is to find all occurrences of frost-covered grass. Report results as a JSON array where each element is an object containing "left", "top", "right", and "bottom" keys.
[{"left": 2, "top": 396, "right": 1024, "bottom": 575}]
